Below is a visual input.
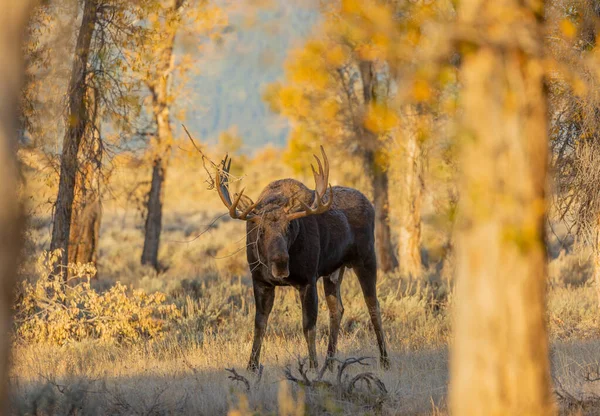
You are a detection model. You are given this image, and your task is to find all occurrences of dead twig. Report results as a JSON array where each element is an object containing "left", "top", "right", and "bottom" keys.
[
  {"left": 225, "top": 368, "right": 251, "bottom": 392},
  {"left": 335, "top": 356, "right": 372, "bottom": 386},
  {"left": 582, "top": 363, "right": 600, "bottom": 383},
  {"left": 225, "top": 365, "right": 263, "bottom": 392},
  {"left": 182, "top": 123, "right": 218, "bottom": 190},
  {"left": 553, "top": 374, "right": 600, "bottom": 411}
]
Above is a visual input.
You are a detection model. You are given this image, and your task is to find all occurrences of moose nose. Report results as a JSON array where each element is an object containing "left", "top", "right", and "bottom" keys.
[{"left": 271, "top": 261, "right": 289, "bottom": 278}]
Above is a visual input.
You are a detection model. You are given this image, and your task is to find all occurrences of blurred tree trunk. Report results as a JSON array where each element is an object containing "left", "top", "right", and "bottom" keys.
[
  {"left": 141, "top": 0, "right": 184, "bottom": 270},
  {"left": 0, "top": 0, "right": 35, "bottom": 410},
  {"left": 69, "top": 85, "right": 102, "bottom": 271},
  {"left": 359, "top": 60, "right": 398, "bottom": 273},
  {"left": 398, "top": 108, "right": 424, "bottom": 278},
  {"left": 49, "top": 0, "right": 98, "bottom": 276},
  {"left": 366, "top": 148, "right": 398, "bottom": 272},
  {"left": 450, "top": 0, "right": 554, "bottom": 414}
]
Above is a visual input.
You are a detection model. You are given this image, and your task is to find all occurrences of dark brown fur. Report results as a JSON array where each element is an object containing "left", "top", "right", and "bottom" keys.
[{"left": 245, "top": 179, "right": 389, "bottom": 371}]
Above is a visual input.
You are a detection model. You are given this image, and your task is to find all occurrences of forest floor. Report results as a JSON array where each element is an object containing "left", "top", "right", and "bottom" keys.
[
  {"left": 12, "top": 152, "right": 600, "bottom": 415},
  {"left": 10, "top": 206, "right": 600, "bottom": 415}
]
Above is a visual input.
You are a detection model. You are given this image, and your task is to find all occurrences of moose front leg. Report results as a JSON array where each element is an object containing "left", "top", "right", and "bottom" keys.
[
  {"left": 299, "top": 282, "right": 319, "bottom": 369},
  {"left": 248, "top": 282, "right": 275, "bottom": 372}
]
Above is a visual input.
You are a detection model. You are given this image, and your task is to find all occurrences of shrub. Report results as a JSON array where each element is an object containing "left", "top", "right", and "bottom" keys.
[
  {"left": 548, "top": 249, "right": 594, "bottom": 288},
  {"left": 13, "top": 250, "right": 181, "bottom": 345}
]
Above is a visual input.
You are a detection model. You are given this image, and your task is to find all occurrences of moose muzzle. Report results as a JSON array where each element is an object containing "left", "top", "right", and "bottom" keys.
[{"left": 271, "top": 261, "right": 289, "bottom": 278}]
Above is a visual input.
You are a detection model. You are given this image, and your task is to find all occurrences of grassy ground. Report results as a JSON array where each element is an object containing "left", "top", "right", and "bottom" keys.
[{"left": 12, "top": 150, "right": 600, "bottom": 415}]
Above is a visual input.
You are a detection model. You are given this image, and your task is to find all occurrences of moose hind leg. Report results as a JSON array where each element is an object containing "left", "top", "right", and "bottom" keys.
[
  {"left": 354, "top": 263, "right": 390, "bottom": 369},
  {"left": 248, "top": 283, "right": 275, "bottom": 372},
  {"left": 299, "top": 282, "right": 319, "bottom": 369},
  {"left": 324, "top": 267, "right": 345, "bottom": 369}
]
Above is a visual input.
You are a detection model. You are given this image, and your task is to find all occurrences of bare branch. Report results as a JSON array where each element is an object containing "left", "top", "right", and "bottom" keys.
[
  {"left": 335, "top": 356, "right": 373, "bottom": 387},
  {"left": 182, "top": 123, "right": 218, "bottom": 190},
  {"left": 225, "top": 368, "right": 251, "bottom": 392}
]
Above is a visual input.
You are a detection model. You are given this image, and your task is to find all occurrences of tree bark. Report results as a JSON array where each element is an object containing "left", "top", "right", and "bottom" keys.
[
  {"left": 70, "top": 195, "right": 101, "bottom": 266},
  {"left": 69, "top": 86, "right": 102, "bottom": 271},
  {"left": 0, "top": 0, "right": 35, "bottom": 410},
  {"left": 359, "top": 60, "right": 398, "bottom": 273},
  {"left": 450, "top": 1, "right": 554, "bottom": 414},
  {"left": 398, "top": 108, "right": 424, "bottom": 278},
  {"left": 365, "top": 149, "right": 398, "bottom": 272},
  {"left": 49, "top": 0, "right": 98, "bottom": 276},
  {"left": 141, "top": 155, "right": 167, "bottom": 269},
  {"left": 140, "top": 0, "right": 183, "bottom": 270}
]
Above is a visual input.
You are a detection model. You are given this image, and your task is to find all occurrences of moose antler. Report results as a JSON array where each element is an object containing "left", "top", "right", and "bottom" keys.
[
  {"left": 216, "top": 155, "right": 259, "bottom": 221},
  {"left": 287, "top": 146, "right": 334, "bottom": 221}
]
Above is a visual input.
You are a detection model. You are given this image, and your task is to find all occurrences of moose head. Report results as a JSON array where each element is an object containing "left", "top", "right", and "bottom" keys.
[{"left": 216, "top": 146, "right": 333, "bottom": 280}]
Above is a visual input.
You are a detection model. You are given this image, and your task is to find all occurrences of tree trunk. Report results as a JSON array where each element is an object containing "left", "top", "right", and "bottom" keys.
[
  {"left": 0, "top": 0, "right": 34, "bottom": 410},
  {"left": 69, "top": 87, "right": 102, "bottom": 271},
  {"left": 450, "top": 1, "right": 554, "bottom": 414},
  {"left": 70, "top": 196, "right": 101, "bottom": 265},
  {"left": 141, "top": 155, "right": 167, "bottom": 269},
  {"left": 360, "top": 60, "right": 398, "bottom": 273},
  {"left": 140, "top": 0, "right": 183, "bottom": 270},
  {"left": 142, "top": 0, "right": 183, "bottom": 271},
  {"left": 49, "top": 0, "right": 98, "bottom": 276},
  {"left": 69, "top": 134, "right": 102, "bottom": 265},
  {"left": 398, "top": 108, "right": 424, "bottom": 278},
  {"left": 366, "top": 149, "right": 398, "bottom": 273}
]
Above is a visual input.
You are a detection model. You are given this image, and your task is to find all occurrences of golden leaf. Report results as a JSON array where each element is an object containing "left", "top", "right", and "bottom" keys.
[
  {"left": 559, "top": 19, "right": 577, "bottom": 39},
  {"left": 412, "top": 79, "right": 432, "bottom": 102},
  {"left": 364, "top": 103, "right": 399, "bottom": 133}
]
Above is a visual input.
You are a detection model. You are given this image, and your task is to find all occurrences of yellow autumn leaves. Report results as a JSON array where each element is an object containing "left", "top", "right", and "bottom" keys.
[{"left": 263, "top": 0, "right": 450, "bottom": 173}]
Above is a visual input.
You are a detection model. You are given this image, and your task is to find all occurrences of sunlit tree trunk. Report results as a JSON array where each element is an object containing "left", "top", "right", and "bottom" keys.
[
  {"left": 0, "top": 0, "right": 35, "bottom": 410},
  {"left": 69, "top": 85, "right": 102, "bottom": 271},
  {"left": 398, "top": 108, "right": 424, "bottom": 278},
  {"left": 141, "top": 0, "right": 183, "bottom": 270},
  {"left": 50, "top": 0, "right": 98, "bottom": 276},
  {"left": 450, "top": 0, "right": 555, "bottom": 414},
  {"left": 70, "top": 193, "right": 101, "bottom": 265},
  {"left": 141, "top": 154, "right": 168, "bottom": 270}
]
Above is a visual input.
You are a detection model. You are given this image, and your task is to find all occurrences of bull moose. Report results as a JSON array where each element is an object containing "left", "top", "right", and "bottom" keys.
[{"left": 216, "top": 146, "right": 389, "bottom": 371}]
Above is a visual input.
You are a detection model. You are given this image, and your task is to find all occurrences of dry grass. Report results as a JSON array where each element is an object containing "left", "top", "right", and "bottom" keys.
[
  {"left": 11, "top": 338, "right": 450, "bottom": 415},
  {"left": 12, "top": 149, "right": 600, "bottom": 415}
]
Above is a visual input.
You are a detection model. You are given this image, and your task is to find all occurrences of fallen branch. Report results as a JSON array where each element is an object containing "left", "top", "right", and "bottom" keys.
[
  {"left": 225, "top": 368, "right": 250, "bottom": 392},
  {"left": 225, "top": 365, "right": 263, "bottom": 392}
]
